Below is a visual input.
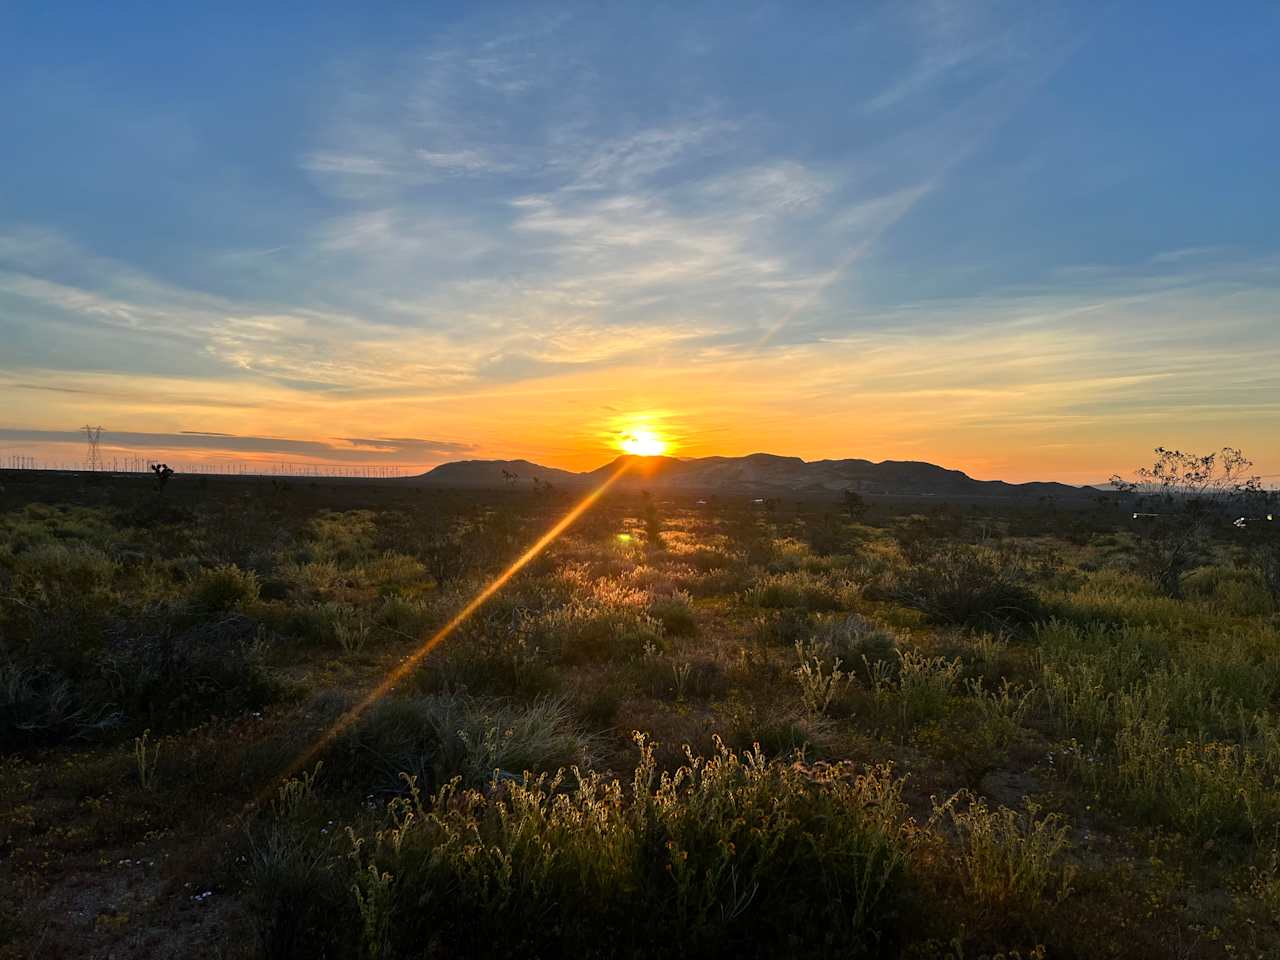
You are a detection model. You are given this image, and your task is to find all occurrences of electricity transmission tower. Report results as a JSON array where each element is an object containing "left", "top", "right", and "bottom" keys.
[{"left": 82, "top": 425, "right": 104, "bottom": 471}]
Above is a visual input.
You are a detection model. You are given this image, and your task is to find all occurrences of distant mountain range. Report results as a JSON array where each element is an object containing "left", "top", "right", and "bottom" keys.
[{"left": 410, "top": 453, "right": 1099, "bottom": 501}]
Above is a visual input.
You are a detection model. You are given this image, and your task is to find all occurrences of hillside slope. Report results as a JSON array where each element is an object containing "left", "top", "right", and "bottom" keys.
[{"left": 412, "top": 453, "right": 1096, "bottom": 500}]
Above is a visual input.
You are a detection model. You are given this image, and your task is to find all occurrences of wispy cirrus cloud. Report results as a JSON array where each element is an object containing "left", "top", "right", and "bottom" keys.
[{"left": 3, "top": 3, "right": 1276, "bottom": 479}]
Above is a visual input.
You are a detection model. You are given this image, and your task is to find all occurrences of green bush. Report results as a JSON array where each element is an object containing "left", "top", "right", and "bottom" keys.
[
  {"left": 190, "top": 563, "right": 260, "bottom": 613},
  {"left": 534, "top": 598, "right": 665, "bottom": 664},
  {"left": 648, "top": 590, "right": 697, "bottom": 636},
  {"left": 745, "top": 571, "right": 844, "bottom": 612}
]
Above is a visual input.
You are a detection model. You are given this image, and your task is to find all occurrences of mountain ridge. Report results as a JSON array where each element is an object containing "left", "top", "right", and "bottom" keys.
[{"left": 411, "top": 454, "right": 1099, "bottom": 501}]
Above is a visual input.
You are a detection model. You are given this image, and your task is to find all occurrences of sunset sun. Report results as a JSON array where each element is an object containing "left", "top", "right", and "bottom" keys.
[{"left": 620, "top": 428, "right": 667, "bottom": 457}]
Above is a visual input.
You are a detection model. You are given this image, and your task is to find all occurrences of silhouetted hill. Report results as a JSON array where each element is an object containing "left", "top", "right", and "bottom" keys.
[
  {"left": 412, "top": 453, "right": 1097, "bottom": 501},
  {"left": 414, "top": 459, "right": 582, "bottom": 488}
]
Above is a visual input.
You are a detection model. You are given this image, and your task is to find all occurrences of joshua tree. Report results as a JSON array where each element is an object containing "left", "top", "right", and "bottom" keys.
[{"left": 150, "top": 463, "right": 175, "bottom": 492}]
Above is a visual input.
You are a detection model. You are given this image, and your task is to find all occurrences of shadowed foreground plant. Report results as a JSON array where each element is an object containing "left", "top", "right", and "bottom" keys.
[
  {"left": 133, "top": 728, "right": 160, "bottom": 790},
  {"left": 936, "top": 793, "right": 1075, "bottom": 916},
  {"left": 334, "top": 735, "right": 918, "bottom": 958}
]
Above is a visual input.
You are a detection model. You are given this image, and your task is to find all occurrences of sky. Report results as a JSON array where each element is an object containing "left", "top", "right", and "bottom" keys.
[{"left": 2, "top": 1, "right": 1278, "bottom": 483}]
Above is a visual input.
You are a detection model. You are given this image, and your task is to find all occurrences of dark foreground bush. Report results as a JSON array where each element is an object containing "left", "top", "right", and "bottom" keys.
[
  {"left": 887, "top": 545, "right": 1043, "bottom": 628},
  {"left": 329, "top": 693, "right": 596, "bottom": 795},
  {"left": 255, "top": 737, "right": 917, "bottom": 959},
  {"left": 0, "top": 661, "right": 120, "bottom": 748},
  {"left": 100, "top": 613, "right": 282, "bottom": 731}
]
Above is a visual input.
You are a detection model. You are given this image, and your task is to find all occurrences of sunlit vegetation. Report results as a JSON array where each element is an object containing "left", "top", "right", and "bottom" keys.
[{"left": 1, "top": 470, "right": 1278, "bottom": 957}]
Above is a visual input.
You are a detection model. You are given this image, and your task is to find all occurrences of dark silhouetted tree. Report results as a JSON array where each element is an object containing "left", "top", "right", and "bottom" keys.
[{"left": 150, "top": 463, "right": 174, "bottom": 492}]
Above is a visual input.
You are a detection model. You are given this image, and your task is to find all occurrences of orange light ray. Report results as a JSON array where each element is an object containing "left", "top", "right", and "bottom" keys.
[{"left": 259, "top": 458, "right": 633, "bottom": 801}]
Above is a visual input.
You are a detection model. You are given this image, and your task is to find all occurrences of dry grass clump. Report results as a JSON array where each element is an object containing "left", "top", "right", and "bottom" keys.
[{"left": 325, "top": 737, "right": 918, "bottom": 958}]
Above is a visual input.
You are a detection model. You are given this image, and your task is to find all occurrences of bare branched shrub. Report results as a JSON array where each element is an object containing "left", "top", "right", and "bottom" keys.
[{"left": 1112, "top": 447, "right": 1263, "bottom": 599}]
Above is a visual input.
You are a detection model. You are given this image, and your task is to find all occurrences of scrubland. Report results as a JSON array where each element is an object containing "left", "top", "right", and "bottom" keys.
[{"left": 2, "top": 472, "right": 1279, "bottom": 958}]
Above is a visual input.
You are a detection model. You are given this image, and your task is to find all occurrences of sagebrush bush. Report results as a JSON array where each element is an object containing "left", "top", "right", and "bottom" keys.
[{"left": 816, "top": 614, "right": 897, "bottom": 681}]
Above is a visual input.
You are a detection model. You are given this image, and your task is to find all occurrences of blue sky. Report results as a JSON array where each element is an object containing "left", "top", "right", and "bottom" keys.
[{"left": 2, "top": 1, "right": 1278, "bottom": 481}]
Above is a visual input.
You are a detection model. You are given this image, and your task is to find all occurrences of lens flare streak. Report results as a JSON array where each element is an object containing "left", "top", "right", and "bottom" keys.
[{"left": 261, "top": 458, "right": 633, "bottom": 799}]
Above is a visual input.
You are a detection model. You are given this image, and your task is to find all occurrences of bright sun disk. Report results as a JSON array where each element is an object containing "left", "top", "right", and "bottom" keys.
[{"left": 620, "top": 429, "right": 667, "bottom": 457}]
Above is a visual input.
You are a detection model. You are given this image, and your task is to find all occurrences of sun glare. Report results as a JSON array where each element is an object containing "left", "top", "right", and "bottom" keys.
[{"left": 620, "top": 428, "right": 667, "bottom": 457}]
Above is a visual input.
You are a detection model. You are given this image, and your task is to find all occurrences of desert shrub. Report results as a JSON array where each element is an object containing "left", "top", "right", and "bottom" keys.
[
  {"left": 766, "top": 537, "right": 822, "bottom": 572},
  {"left": 331, "top": 606, "right": 372, "bottom": 656},
  {"left": 575, "top": 683, "right": 622, "bottom": 726},
  {"left": 337, "top": 737, "right": 916, "bottom": 958},
  {"left": 685, "top": 564, "right": 752, "bottom": 598},
  {"left": 805, "top": 513, "right": 859, "bottom": 557},
  {"left": 751, "top": 608, "right": 815, "bottom": 648},
  {"left": 745, "top": 570, "right": 843, "bottom": 612},
  {"left": 277, "top": 560, "right": 346, "bottom": 600},
  {"left": 648, "top": 590, "right": 697, "bottom": 636},
  {"left": 1036, "top": 618, "right": 1280, "bottom": 840},
  {"left": 896, "top": 649, "right": 964, "bottom": 729},
  {"left": 963, "top": 677, "right": 1034, "bottom": 754},
  {"left": 11, "top": 542, "right": 116, "bottom": 597},
  {"left": 815, "top": 614, "right": 898, "bottom": 682},
  {"left": 356, "top": 551, "right": 428, "bottom": 596},
  {"left": 793, "top": 640, "right": 850, "bottom": 717},
  {"left": 889, "top": 545, "right": 1043, "bottom": 628},
  {"left": 244, "top": 767, "right": 354, "bottom": 960},
  {"left": 190, "top": 563, "right": 260, "bottom": 613},
  {"left": 99, "top": 614, "right": 281, "bottom": 731},
  {"left": 683, "top": 546, "right": 735, "bottom": 572},
  {"left": 534, "top": 598, "right": 665, "bottom": 664},
  {"left": 1182, "top": 565, "right": 1274, "bottom": 617},
  {"left": 414, "top": 600, "right": 560, "bottom": 699},
  {"left": 0, "top": 661, "right": 120, "bottom": 749},
  {"left": 960, "top": 632, "right": 1021, "bottom": 687},
  {"left": 639, "top": 654, "right": 729, "bottom": 702},
  {"left": 308, "top": 510, "right": 378, "bottom": 565},
  {"left": 376, "top": 595, "right": 433, "bottom": 639},
  {"left": 332, "top": 694, "right": 595, "bottom": 795},
  {"left": 1111, "top": 447, "right": 1263, "bottom": 599},
  {"left": 938, "top": 794, "right": 1074, "bottom": 914}
]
